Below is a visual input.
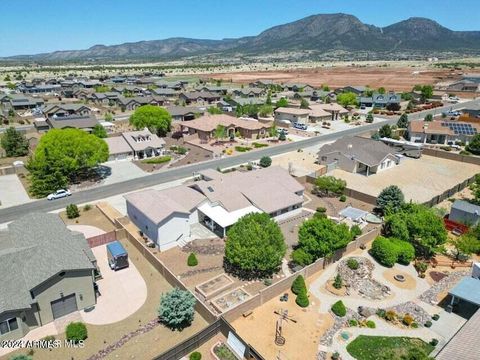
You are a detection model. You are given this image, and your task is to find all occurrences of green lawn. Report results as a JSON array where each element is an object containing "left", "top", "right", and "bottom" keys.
[{"left": 346, "top": 335, "right": 434, "bottom": 360}]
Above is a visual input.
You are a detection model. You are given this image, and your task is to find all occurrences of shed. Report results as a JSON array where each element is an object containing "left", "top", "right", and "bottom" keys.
[
  {"left": 106, "top": 241, "right": 129, "bottom": 271},
  {"left": 449, "top": 200, "right": 480, "bottom": 226}
]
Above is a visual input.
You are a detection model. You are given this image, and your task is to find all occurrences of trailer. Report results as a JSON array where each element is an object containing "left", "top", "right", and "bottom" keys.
[{"left": 107, "top": 241, "right": 129, "bottom": 271}]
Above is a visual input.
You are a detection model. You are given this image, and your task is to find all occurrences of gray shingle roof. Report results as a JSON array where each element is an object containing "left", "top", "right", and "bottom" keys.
[
  {"left": 452, "top": 200, "right": 480, "bottom": 215},
  {"left": 0, "top": 213, "right": 94, "bottom": 315}
]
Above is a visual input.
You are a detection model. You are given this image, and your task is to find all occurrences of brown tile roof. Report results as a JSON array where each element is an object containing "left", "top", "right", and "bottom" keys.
[
  {"left": 274, "top": 107, "right": 310, "bottom": 116},
  {"left": 182, "top": 114, "right": 269, "bottom": 132},
  {"left": 409, "top": 120, "right": 480, "bottom": 135}
]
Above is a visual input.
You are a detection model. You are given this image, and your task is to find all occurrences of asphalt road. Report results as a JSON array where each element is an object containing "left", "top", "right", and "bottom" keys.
[{"left": 0, "top": 99, "right": 478, "bottom": 223}]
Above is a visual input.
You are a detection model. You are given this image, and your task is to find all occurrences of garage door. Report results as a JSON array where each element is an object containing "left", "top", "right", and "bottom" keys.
[{"left": 51, "top": 293, "right": 78, "bottom": 319}]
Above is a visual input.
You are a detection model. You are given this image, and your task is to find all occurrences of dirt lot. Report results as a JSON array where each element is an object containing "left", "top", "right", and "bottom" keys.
[
  {"left": 3, "top": 236, "right": 209, "bottom": 360},
  {"left": 59, "top": 205, "right": 116, "bottom": 232},
  {"left": 330, "top": 155, "right": 480, "bottom": 204},
  {"left": 271, "top": 149, "right": 323, "bottom": 177},
  {"left": 165, "top": 137, "right": 214, "bottom": 167},
  {"left": 231, "top": 281, "right": 334, "bottom": 360},
  {"left": 209, "top": 66, "right": 456, "bottom": 91}
]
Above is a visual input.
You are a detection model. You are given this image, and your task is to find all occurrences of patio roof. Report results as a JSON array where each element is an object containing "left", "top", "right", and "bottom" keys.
[
  {"left": 339, "top": 206, "right": 369, "bottom": 222},
  {"left": 449, "top": 277, "right": 480, "bottom": 306},
  {"left": 197, "top": 202, "right": 261, "bottom": 229}
]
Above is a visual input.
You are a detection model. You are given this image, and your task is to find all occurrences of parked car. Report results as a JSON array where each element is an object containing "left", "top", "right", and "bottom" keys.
[
  {"left": 47, "top": 189, "right": 71, "bottom": 200},
  {"left": 277, "top": 128, "right": 289, "bottom": 135},
  {"left": 293, "top": 123, "right": 308, "bottom": 131}
]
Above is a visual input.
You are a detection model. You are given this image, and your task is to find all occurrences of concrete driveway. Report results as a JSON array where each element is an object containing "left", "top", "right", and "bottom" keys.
[
  {"left": 0, "top": 174, "right": 32, "bottom": 208},
  {"left": 67, "top": 224, "right": 105, "bottom": 237},
  {"left": 101, "top": 160, "right": 146, "bottom": 186},
  {"left": 81, "top": 243, "right": 147, "bottom": 325}
]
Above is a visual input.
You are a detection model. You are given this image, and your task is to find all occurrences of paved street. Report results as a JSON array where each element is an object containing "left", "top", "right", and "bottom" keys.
[{"left": 0, "top": 99, "right": 477, "bottom": 224}]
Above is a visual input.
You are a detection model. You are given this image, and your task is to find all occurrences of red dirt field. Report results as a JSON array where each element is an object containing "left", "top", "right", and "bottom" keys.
[{"left": 207, "top": 66, "right": 460, "bottom": 91}]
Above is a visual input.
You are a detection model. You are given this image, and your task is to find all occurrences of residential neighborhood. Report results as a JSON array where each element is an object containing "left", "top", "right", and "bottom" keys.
[{"left": 1, "top": 2, "right": 480, "bottom": 360}]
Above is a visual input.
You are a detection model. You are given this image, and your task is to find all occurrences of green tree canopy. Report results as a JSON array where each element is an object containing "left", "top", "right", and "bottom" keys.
[
  {"left": 384, "top": 203, "right": 447, "bottom": 258},
  {"left": 467, "top": 136, "right": 480, "bottom": 155},
  {"left": 0, "top": 127, "right": 29, "bottom": 157},
  {"left": 378, "top": 87, "right": 386, "bottom": 94},
  {"left": 276, "top": 98, "right": 289, "bottom": 108},
  {"left": 92, "top": 124, "right": 108, "bottom": 138},
  {"left": 129, "top": 105, "right": 172, "bottom": 137},
  {"left": 378, "top": 124, "right": 393, "bottom": 138},
  {"left": 207, "top": 106, "right": 223, "bottom": 115},
  {"left": 214, "top": 125, "right": 226, "bottom": 141},
  {"left": 27, "top": 129, "right": 108, "bottom": 197},
  {"left": 366, "top": 113, "right": 374, "bottom": 123},
  {"left": 420, "top": 85, "right": 434, "bottom": 102},
  {"left": 258, "top": 104, "right": 273, "bottom": 117},
  {"left": 259, "top": 156, "right": 272, "bottom": 168},
  {"left": 158, "top": 288, "right": 196, "bottom": 330},
  {"left": 397, "top": 113, "right": 409, "bottom": 128},
  {"left": 300, "top": 98, "right": 310, "bottom": 109},
  {"left": 314, "top": 176, "right": 346, "bottom": 196},
  {"left": 424, "top": 114, "right": 433, "bottom": 122},
  {"left": 225, "top": 213, "right": 286, "bottom": 278},
  {"left": 292, "top": 217, "right": 353, "bottom": 266},
  {"left": 449, "top": 232, "right": 480, "bottom": 260},
  {"left": 337, "top": 92, "right": 358, "bottom": 107},
  {"left": 377, "top": 185, "right": 405, "bottom": 214}
]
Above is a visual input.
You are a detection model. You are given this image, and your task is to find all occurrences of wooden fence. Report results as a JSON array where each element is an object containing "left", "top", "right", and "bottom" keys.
[{"left": 86, "top": 230, "right": 118, "bottom": 248}]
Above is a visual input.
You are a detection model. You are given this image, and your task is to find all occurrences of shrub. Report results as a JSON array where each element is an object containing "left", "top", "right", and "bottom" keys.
[
  {"left": 371, "top": 237, "right": 397, "bottom": 267},
  {"left": 385, "top": 310, "right": 397, "bottom": 321},
  {"left": 83, "top": 204, "right": 92, "bottom": 211},
  {"left": 366, "top": 320, "right": 376, "bottom": 328},
  {"left": 403, "top": 314, "right": 414, "bottom": 326},
  {"left": 347, "top": 258, "right": 359, "bottom": 270},
  {"left": 259, "top": 156, "right": 272, "bottom": 168},
  {"left": 176, "top": 146, "right": 188, "bottom": 155},
  {"left": 331, "top": 352, "right": 340, "bottom": 360},
  {"left": 142, "top": 156, "right": 171, "bottom": 164},
  {"left": 393, "top": 238, "right": 415, "bottom": 265},
  {"left": 187, "top": 253, "right": 198, "bottom": 267},
  {"left": 331, "top": 300, "right": 346, "bottom": 317},
  {"left": 339, "top": 195, "right": 347, "bottom": 202},
  {"left": 10, "top": 356, "right": 32, "bottom": 360},
  {"left": 349, "top": 319, "right": 358, "bottom": 327},
  {"left": 66, "top": 204, "right": 80, "bottom": 219},
  {"left": 432, "top": 314, "right": 440, "bottom": 321},
  {"left": 350, "top": 225, "right": 362, "bottom": 238},
  {"left": 424, "top": 321, "right": 432, "bottom": 328},
  {"left": 333, "top": 274, "right": 343, "bottom": 289},
  {"left": 376, "top": 309, "right": 386, "bottom": 318},
  {"left": 263, "top": 278, "right": 272, "bottom": 286},
  {"left": 316, "top": 207, "right": 327, "bottom": 213},
  {"left": 234, "top": 146, "right": 252, "bottom": 152},
  {"left": 189, "top": 352, "right": 202, "bottom": 360},
  {"left": 65, "top": 322, "right": 88, "bottom": 343},
  {"left": 295, "top": 291, "right": 309, "bottom": 308},
  {"left": 158, "top": 288, "right": 196, "bottom": 330},
  {"left": 291, "top": 275, "right": 307, "bottom": 295},
  {"left": 252, "top": 142, "right": 268, "bottom": 148},
  {"left": 411, "top": 322, "right": 419, "bottom": 328},
  {"left": 430, "top": 338, "right": 439, "bottom": 346}
]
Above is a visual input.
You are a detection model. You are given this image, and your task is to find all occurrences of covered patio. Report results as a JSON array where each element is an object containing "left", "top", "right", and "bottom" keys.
[{"left": 447, "top": 277, "right": 480, "bottom": 315}]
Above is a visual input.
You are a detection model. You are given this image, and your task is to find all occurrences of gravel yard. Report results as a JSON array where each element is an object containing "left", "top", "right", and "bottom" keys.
[{"left": 330, "top": 155, "right": 480, "bottom": 204}]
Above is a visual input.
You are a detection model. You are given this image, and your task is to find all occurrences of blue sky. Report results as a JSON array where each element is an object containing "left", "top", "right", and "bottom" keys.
[{"left": 1, "top": 0, "right": 479, "bottom": 56}]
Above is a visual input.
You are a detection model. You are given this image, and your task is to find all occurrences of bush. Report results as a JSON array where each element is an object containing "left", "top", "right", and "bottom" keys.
[
  {"left": 291, "top": 275, "right": 307, "bottom": 295},
  {"left": 366, "top": 320, "right": 376, "bottom": 328},
  {"left": 331, "top": 300, "right": 346, "bottom": 317},
  {"left": 187, "top": 253, "right": 198, "bottom": 267},
  {"left": 158, "top": 288, "right": 196, "bottom": 330},
  {"left": 411, "top": 322, "right": 419, "bottom": 328},
  {"left": 234, "top": 146, "right": 252, "bottom": 152},
  {"left": 339, "top": 195, "right": 347, "bottom": 202},
  {"left": 385, "top": 310, "right": 397, "bottom": 321},
  {"left": 142, "top": 156, "right": 171, "bottom": 164},
  {"left": 83, "top": 204, "right": 92, "bottom": 211},
  {"left": 316, "top": 207, "right": 327, "bottom": 213},
  {"left": 347, "top": 258, "right": 359, "bottom": 270},
  {"left": 424, "top": 321, "right": 432, "bottom": 328},
  {"left": 370, "top": 236, "right": 415, "bottom": 267},
  {"left": 65, "top": 322, "right": 88, "bottom": 343},
  {"left": 331, "top": 352, "right": 340, "bottom": 360},
  {"left": 295, "top": 291, "right": 309, "bottom": 308},
  {"left": 376, "top": 309, "right": 386, "bottom": 318},
  {"left": 350, "top": 225, "right": 362, "bottom": 238},
  {"left": 430, "top": 338, "right": 439, "bottom": 346},
  {"left": 403, "top": 314, "right": 414, "bottom": 326},
  {"left": 10, "top": 356, "right": 32, "bottom": 360},
  {"left": 66, "top": 204, "right": 80, "bottom": 219},
  {"left": 259, "top": 156, "right": 272, "bottom": 168},
  {"left": 333, "top": 274, "right": 343, "bottom": 289},
  {"left": 189, "top": 352, "right": 202, "bottom": 360},
  {"left": 349, "top": 319, "right": 358, "bottom": 327}
]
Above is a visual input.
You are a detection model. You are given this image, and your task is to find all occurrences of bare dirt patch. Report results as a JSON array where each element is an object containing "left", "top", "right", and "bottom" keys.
[
  {"left": 383, "top": 268, "right": 416, "bottom": 290},
  {"left": 59, "top": 205, "right": 116, "bottom": 232},
  {"left": 208, "top": 66, "right": 456, "bottom": 91}
]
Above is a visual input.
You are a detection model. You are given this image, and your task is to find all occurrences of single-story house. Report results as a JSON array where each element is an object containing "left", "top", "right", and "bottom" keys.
[
  {"left": 232, "top": 88, "right": 266, "bottom": 98},
  {"left": 115, "top": 96, "right": 166, "bottom": 111},
  {"left": 335, "top": 86, "right": 367, "bottom": 96},
  {"left": 227, "top": 97, "right": 265, "bottom": 108},
  {"left": 181, "top": 114, "right": 271, "bottom": 142},
  {"left": 46, "top": 114, "right": 99, "bottom": 131},
  {"left": 308, "top": 104, "right": 338, "bottom": 123},
  {"left": 283, "top": 83, "right": 315, "bottom": 92},
  {"left": 104, "top": 128, "right": 165, "bottom": 160},
  {"left": 318, "top": 136, "right": 400, "bottom": 176},
  {"left": 274, "top": 107, "right": 310, "bottom": 125},
  {"left": 165, "top": 106, "right": 204, "bottom": 121},
  {"left": 313, "top": 103, "right": 349, "bottom": 121},
  {"left": 196, "top": 86, "right": 228, "bottom": 95},
  {"left": 358, "top": 92, "right": 401, "bottom": 109},
  {"left": 408, "top": 120, "right": 480, "bottom": 145},
  {"left": 125, "top": 166, "right": 304, "bottom": 249},
  {"left": 43, "top": 104, "right": 91, "bottom": 118},
  {"left": 449, "top": 200, "right": 480, "bottom": 227},
  {"left": 178, "top": 91, "right": 221, "bottom": 105},
  {"left": 150, "top": 88, "right": 178, "bottom": 99},
  {"left": 6, "top": 94, "right": 44, "bottom": 110},
  {"left": 0, "top": 213, "right": 96, "bottom": 341}
]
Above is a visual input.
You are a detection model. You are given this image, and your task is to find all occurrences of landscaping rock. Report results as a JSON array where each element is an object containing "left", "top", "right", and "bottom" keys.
[
  {"left": 388, "top": 301, "right": 431, "bottom": 325},
  {"left": 419, "top": 270, "right": 469, "bottom": 305}
]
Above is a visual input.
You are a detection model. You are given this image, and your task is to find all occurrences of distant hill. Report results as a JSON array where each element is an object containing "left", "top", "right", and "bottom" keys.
[{"left": 4, "top": 14, "right": 480, "bottom": 62}]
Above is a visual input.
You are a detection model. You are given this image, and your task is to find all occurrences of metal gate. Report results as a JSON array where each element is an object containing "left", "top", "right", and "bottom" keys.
[{"left": 51, "top": 293, "right": 78, "bottom": 319}]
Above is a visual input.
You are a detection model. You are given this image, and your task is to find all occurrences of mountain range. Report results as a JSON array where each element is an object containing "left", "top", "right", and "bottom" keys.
[{"left": 5, "top": 14, "right": 480, "bottom": 62}]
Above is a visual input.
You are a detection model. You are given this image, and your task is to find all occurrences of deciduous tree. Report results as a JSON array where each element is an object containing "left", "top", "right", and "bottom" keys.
[
  {"left": 0, "top": 127, "right": 29, "bottom": 157},
  {"left": 129, "top": 105, "right": 172, "bottom": 137}
]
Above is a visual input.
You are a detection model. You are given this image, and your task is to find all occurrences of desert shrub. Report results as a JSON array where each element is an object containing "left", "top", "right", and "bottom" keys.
[
  {"left": 403, "top": 314, "right": 414, "bottom": 326},
  {"left": 350, "top": 225, "right": 362, "bottom": 238},
  {"left": 424, "top": 321, "right": 432, "bottom": 328},
  {"left": 295, "top": 291, "right": 309, "bottom": 308},
  {"left": 189, "top": 352, "right": 202, "bottom": 360},
  {"left": 66, "top": 322, "right": 88, "bottom": 343},
  {"left": 339, "top": 194, "right": 347, "bottom": 202},
  {"left": 316, "top": 207, "right": 327, "bottom": 213},
  {"left": 66, "top": 204, "right": 80, "bottom": 219},
  {"left": 176, "top": 146, "right": 188, "bottom": 155},
  {"left": 411, "top": 322, "right": 419, "bottom": 328},
  {"left": 366, "top": 320, "right": 376, "bottom": 328},
  {"left": 347, "top": 258, "right": 359, "bottom": 270},
  {"left": 371, "top": 237, "right": 397, "bottom": 267},
  {"left": 331, "top": 352, "right": 340, "bottom": 360},
  {"left": 187, "top": 253, "right": 198, "bottom": 267},
  {"left": 331, "top": 300, "right": 346, "bottom": 317},
  {"left": 234, "top": 146, "right": 252, "bottom": 152},
  {"left": 263, "top": 278, "right": 272, "bottom": 286},
  {"left": 83, "top": 204, "right": 92, "bottom": 211},
  {"left": 430, "top": 338, "right": 438, "bottom": 346},
  {"left": 432, "top": 314, "right": 440, "bottom": 321},
  {"left": 41, "top": 335, "right": 56, "bottom": 342},
  {"left": 385, "top": 310, "right": 397, "bottom": 321},
  {"left": 349, "top": 319, "right": 358, "bottom": 327},
  {"left": 333, "top": 274, "right": 343, "bottom": 289},
  {"left": 376, "top": 309, "right": 386, "bottom": 318},
  {"left": 291, "top": 275, "right": 306, "bottom": 295}
]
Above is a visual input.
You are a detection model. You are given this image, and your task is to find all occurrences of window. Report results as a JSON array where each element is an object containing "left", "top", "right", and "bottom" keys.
[{"left": 0, "top": 318, "right": 18, "bottom": 335}]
